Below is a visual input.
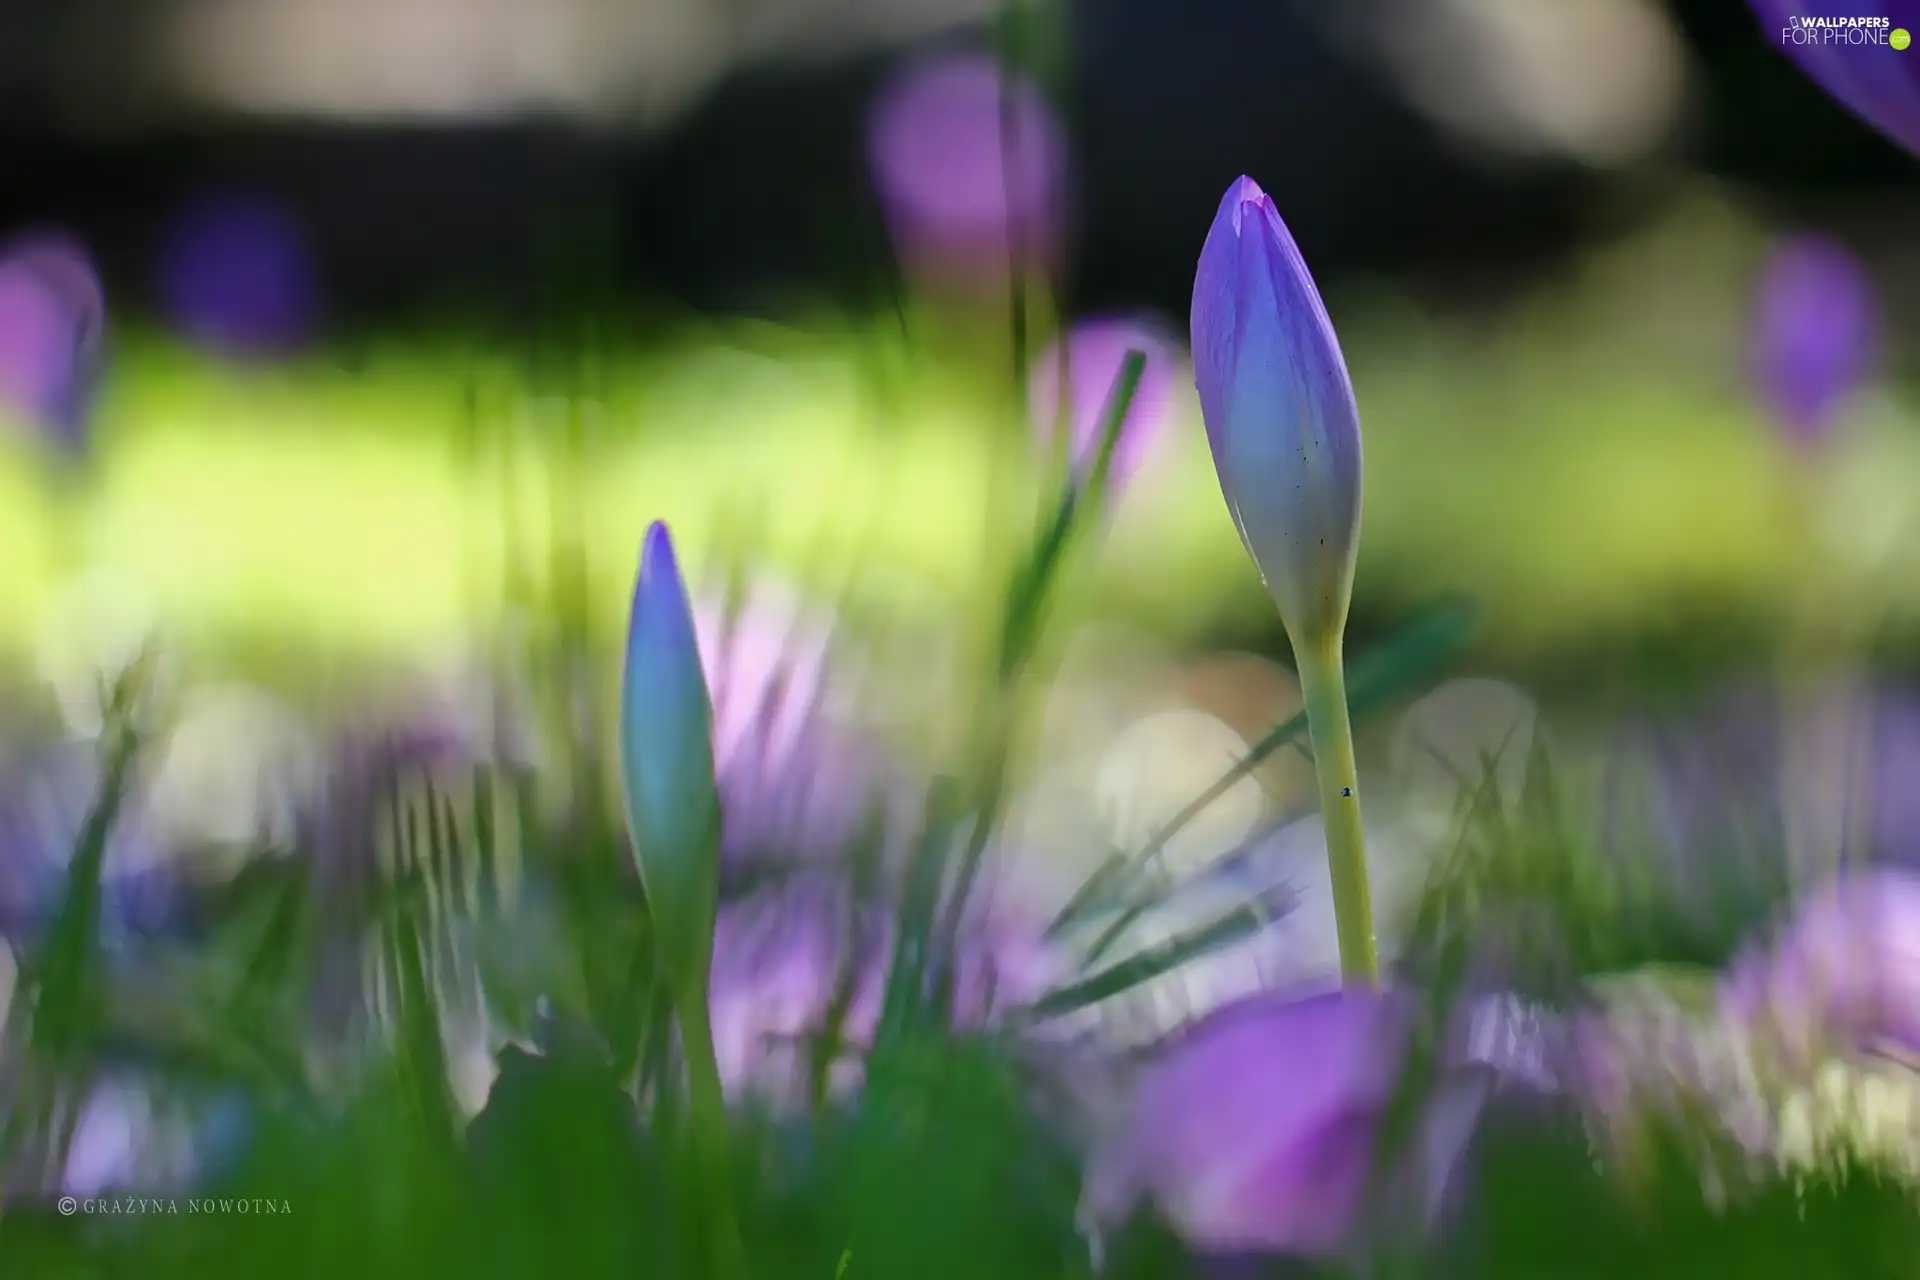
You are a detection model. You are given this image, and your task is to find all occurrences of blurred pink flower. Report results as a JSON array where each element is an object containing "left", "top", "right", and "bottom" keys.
[
  {"left": 1721, "top": 869, "right": 1920, "bottom": 1071},
  {"left": 705, "top": 872, "right": 1071, "bottom": 1109},
  {"left": 687, "top": 577, "right": 916, "bottom": 872},
  {"left": 865, "top": 52, "right": 1071, "bottom": 291},
  {"left": 1751, "top": 233, "right": 1878, "bottom": 449},
  {"left": 1028, "top": 317, "right": 1181, "bottom": 488},
  {"left": 1082, "top": 988, "right": 1487, "bottom": 1259},
  {"left": 0, "top": 230, "right": 104, "bottom": 455}
]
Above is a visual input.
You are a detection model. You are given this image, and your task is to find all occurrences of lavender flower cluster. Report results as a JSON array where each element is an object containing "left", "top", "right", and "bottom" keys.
[{"left": 1, "top": 27, "right": 1919, "bottom": 1273}]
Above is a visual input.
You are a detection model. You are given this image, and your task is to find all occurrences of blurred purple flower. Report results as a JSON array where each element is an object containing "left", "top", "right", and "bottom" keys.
[
  {"left": 1081, "top": 989, "right": 1487, "bottom": 1259},
  {"left": 1722, "top": 869, "right": 1920, "bottom": 1071},
  {"left": 0, "top": 231, "right": 104, "bottom": 456},
  {"left": 1865, "top": 686, "right": 1920, "bottom": 865},
  {"left": 1593, "top": 686, "right": 1794, "bottom": 928},
  {"left": 0, "top": 739, "right": 181, "bottom": 944},
  {"left": 1752, "top": 234, "right": 1879, "bottom": 447},
  {"left": 704, "top": 875, "right": 1068, "bottom": 1109},
  {"left": 1561, "top": 975, "right": 1777, "bottom": 1184},
  {"left": 865, "top": 52, "right": 1071, "bottom": 290},
  {"left": 1751, "top": 2, "right": 1920, "bottom": 157},
  {"left": 1028, "top": 317, "right": 1181, "bottom": 488},
  {"left": 155, "top": 191, "right": 319, "bottom": 356},
  {"left": 706, "top": 881, "right": 883, "bottom": 1107},
  {"left": 300, "top": 695, "right": 541, "bottom": 1051},
  {"left": 60, "top": 1076, "right": 207, "bottom": 1198}
]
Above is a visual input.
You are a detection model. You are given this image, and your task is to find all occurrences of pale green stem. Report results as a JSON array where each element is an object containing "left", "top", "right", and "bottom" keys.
[
  {"left": 1296, "top": 634, "right": 1379, "bottom": 984},
  {"left": 673, "top": 985, "right": 747, "bottom": 1279}
]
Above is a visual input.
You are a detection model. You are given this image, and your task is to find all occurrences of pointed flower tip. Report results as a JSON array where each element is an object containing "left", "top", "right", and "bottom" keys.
[
  {"left": 635, "top": 521, "right": 696, "bottom": 626},
  {"left": 1191, "top": 172, "right": 1362, "bottom": 648},
  {"left": 1222, "top": 175, "right": 1272, "bottom": 231},
  {"left": 640, "top": 519, "right": 675, "bottom": 571}
]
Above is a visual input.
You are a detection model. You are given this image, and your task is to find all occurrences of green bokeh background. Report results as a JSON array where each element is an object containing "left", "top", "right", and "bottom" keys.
[{"left": 5, "top": 195, "right": 1914, "bottom": 686}]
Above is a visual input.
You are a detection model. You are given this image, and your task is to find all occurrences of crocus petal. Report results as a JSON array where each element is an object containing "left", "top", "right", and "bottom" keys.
[
  {"left": 1083, "top": 989, "right": 1421, "bottom": 1256},
  {"left": 1191, "top": 176, "right": 1362, "bottom": 647},
  {"left": 619, "top": 522, "right": 722, "bottom": 992},
  {"left": 1752, "top": 2, "right": 1920, "bottom": 157}
]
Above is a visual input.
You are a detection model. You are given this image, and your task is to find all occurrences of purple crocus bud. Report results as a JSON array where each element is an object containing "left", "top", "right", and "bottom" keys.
[
  {"left": 0, "top": 231, "right": 104, "bottom": 456},
  {"left": 1722, "top": 870, "right": 1920, "bottom": 1071},
  {"left": 156, "top": 191, "right": 319, "bottom": 356},
  {"left": 620, "top": 521, "right": 722, "bottom": 998},
  {"left": 1751, "top": 2, "right": 1920, "bottom": 157},
  {"left": 1081, "top": 989, "right": 1484, "bottom": 1259},
  {"left": 1028, "top": 317, "right": 1180, "bottom": 488},
  {"left": 1191, "top": 176, "right": 1363, "bottom": 652},
  {"left": 865, "top": 52, "right": 1071, "bottom": 291},
  {"left": 1752, "top": 234, "right": 1878, "bottom": 448}
]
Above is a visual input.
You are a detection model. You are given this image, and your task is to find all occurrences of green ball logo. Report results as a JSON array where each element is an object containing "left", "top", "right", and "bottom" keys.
[{"left": 1894, "top": 27, "right": 1912, "bottom": 50}]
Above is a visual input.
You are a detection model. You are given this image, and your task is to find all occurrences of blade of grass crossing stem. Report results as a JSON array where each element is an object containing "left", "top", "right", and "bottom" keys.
[
  {"left": 1023, "top": 885, "right": 1296, "bottom": 1022},
  {"left": 1049, "top": 597, "right": 1480, "bottom": 947}
]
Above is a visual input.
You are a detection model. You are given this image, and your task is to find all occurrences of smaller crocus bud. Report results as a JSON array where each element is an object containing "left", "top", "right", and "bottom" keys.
[
  {"left": 1751, "top": 1, "right": 1920, "bottom": 158},
  {"left": 1752, "top": 233, "right": 1878, "bottom": 450},
  {"left": 0, "top": 231, "right": 104, "bottom": 457},
  {"left": 619, "top": 521, "right": 722, "bottom": 996},
  {"left": 1028, "top": 317, "right": 1180, "bottom": 489},
  {"left": 1191, "top": 175, "right": 1362, "bottom": 652}
]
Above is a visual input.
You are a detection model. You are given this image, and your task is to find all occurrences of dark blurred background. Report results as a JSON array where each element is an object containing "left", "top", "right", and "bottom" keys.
[{"left": 1, "top": 0, "right": 1910, "bottom": 329}]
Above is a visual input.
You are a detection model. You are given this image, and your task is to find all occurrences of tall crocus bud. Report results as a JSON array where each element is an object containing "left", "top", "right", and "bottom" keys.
[
  {"left": 1193, "top": 176, "right": 1361, "bottom": 644},
  {"left": 620, "top": 521, "right": 721, "bottom": 994},
  {"left": 0, "top": 231, "right": 104, "bottom": 458},
  {"left": 1752, "top": 234, "right": 1878, "bottom": 449},
  {"left": 1751, "top": 2, "right": 1920, "bottom": 158},
  {"left": 1191, "top": 175, "right": 1375, "bottom": 981},
  {"left": 617, "top": 520, "right": 744, "bottom": 1277}
]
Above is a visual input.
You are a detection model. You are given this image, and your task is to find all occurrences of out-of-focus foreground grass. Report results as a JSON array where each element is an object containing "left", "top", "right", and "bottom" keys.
[{"left": 2, "top": 196, "right": 1915, "bottom": 674}]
